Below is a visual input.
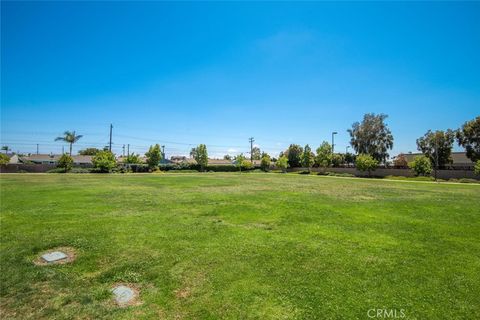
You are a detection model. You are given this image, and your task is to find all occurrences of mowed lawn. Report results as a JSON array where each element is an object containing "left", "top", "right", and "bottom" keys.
[{"left": 1, "top": 173, "right": 479, "bottom": 320}]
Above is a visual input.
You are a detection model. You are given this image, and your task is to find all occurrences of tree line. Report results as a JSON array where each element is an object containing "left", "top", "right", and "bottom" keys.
[{"left": 4, "top": 114, "right": 477, "bottom": 175}]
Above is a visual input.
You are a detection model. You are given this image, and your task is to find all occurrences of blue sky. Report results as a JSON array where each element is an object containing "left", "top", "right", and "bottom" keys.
[{"left": 1, "top": 1, "right": 479, "bottom": 158}]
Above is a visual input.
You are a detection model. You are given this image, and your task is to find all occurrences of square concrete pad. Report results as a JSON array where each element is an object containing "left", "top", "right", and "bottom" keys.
[
  {"left": 112, "top": 285, "right": 135, "bottom": 304},
  {"left": 41, "top": 251, "right": 68, "bottom": 262}
]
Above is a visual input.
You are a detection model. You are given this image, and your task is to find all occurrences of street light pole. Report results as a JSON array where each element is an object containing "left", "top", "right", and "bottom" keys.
[{"left": 331, "top": 132, "right": 338, "bottom": 154}]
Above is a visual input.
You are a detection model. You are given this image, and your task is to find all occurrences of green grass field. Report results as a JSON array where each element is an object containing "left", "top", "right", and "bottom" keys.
[{"left": 1, "top": 173, "right": 479, "bottom": 319}]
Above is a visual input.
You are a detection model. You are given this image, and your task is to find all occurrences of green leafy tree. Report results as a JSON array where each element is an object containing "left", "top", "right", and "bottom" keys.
[
  {"left": 145, "top": 144, "right": 162, "bottom": 169},
  {"left": 285, "top": 144, "right": 303, "bottom": 168},
  {"left": 276, "top": 155, "right": 289, "bottom": 173},
  {"left": 57, "top": 154, "right": 74, "bottom": 173},
  {"left": 348, "top": 113, "right": 394, "bottom": 163},
  {"left": 416, "top": 129, "right": 455, "bottom": 168},
  {"left": 251, "top": 147, "right": 261, "bottom": 160},
  {"left": 0, "top": 153, "right": 10, "bottom": 165},
  {"left": 331, "top": 153, "right": 345, "bottom": 167},
  {"left": 55, "top": 131, "right": 83, "bottom": 155},
  {"left": 123, "top": 153, "right": 142, "bottom": 164},
  {"left": 194, "top": 144, "right": 208, "bottom": 171},
  {"left": 344, "top": 152, "right": 356, "bottom": 165},
  {"left": 92, "top": 151, "right": 116, "bottom": 173},
  {"left": 79, "top": 148, "right": 101, "bottom": 156},
  {"left": 260, "top": 154, "right": 271, "bottom": 172},
  {"left": 315, "top": 141, "right": 332, "bottom": 168},
  {"left": 302, "top": 144, "right": 314, "bottom": 171},
  {"left": 223, "top": 154, "right": 232, "bottom": 160},
  {"left": 355, "top": 154, "right": 378, "bottom": 177},
  {"left": 475, "top": 160, "right": 480, "bottom": 176},
  {"left": 456, "top": 116, "right": 480, "bottom": 162},
  {"left": 408, "top": 155, "right": 432, "bottom": 176},
  {"left": 235, "top": 154, "right": 246, "bottom": 172}
]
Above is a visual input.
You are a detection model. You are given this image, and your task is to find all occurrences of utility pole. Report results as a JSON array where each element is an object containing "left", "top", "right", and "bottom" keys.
[
  {"left": 62, "top": 146, "right": 65, "bottom": 154},
  {"left": 249, "top": 137, "right": 255, "bottom": 163},
  {"left": 127, "top": 144, "right": 130, "bottom": 158},
  {"left": 331, "top": 132, "right": 338, "bottom": 154},
  {"left": 434, "top": 133, "right": 439, "bottom": 182},
  {"left": 36, "top": 144, "right": 39, "bottom": 155},
  {"left": 161, "top": 145, "right": 165, "bottom": 161},
  {"left": 109, "top": 124, "right": 113, "bottom": 152},
  {"left": 122, "top": 144, "right": 125, "bottom": 157},
  {"left": 346, "top": 146, "right": 350, "bottom": 154}
]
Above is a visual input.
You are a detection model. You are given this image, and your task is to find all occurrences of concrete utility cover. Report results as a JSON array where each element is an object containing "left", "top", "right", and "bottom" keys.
[
  {"left": 41, "top": 251, "right": 68, "bottom": 263},
  {"left": 112, "top": 285, "right": 135, "bottom": 304}
]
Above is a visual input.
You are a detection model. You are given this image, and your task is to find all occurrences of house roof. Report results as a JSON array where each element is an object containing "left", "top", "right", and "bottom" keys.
[
  {"left": 400, "top": 152, "right": 473, "bottom": 164},
  {"left": 21, "top": 154, "right": 93, "bottom": 164}
]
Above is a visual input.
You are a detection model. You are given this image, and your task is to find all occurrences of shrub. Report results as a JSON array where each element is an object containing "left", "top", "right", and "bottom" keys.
[
  {"left": 0, "top": 154, "right": 10, "bottom": 165},
  {"left": 408, "top": 155, "right": 432, "bottom": 176},
  {"left": 260, "top": 154, "right": 271, "bottom": 172},
  {"left": 145, "top": 144, "right": 162, "bottom": 170},
  {"left": 331, "top": 153, "right": 345, "bottom": 167},
  {"left": 475, "top": 160, "right": 480, "bottom": 176},
  {"left": 194, "top": 144, "right": 208, "bottom": 171},
  {"left": 242, "top": 161, "right": 253, "bottom": 170},
  {"left": 92, "top": 151, "right": 116, "bottom": 173},
  {"left": 276, "top": 155, "right": 289, "bottom": 173},
  {"left": 57, "top": 154, "right": 74, "bottom": 172},
  {"left": 393, "top": 154, "right": 408, "bottom": 168},
  {"left": 47, "top": 167, "right": 69, "bottom": 173},
  {"left": 355, "top": 154, "right": 378, "bottom": 177},
  {"left": 70, "top": 167, "right": 92, "bottom": 173}
]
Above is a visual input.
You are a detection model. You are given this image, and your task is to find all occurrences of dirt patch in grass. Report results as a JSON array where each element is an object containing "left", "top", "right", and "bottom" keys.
[
  {"left": 33, "top": 246, "right": 77, "bottom": 266},
  {"left": 174, "top": 286, "right": 192, "bottom": 299}
]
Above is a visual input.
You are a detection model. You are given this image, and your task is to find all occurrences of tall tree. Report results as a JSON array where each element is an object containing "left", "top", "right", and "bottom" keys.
[
  {"left": 223, "top": 154, "right": 232, "bottom": 160},
  {"left": 456, "top": 116, "right": 480, "bottom": 162},
  {"left": 302, "top": 144, "right": 314, "bottom": 170},
  {"left": 145, "top": 144, "right": 162, "bottom": 169},
  {"left": 348, "top": 113, "right": 394, "bottom": 163},
  {"left": 194, "top": 144, "right": 208, "bottom": 171},
  {"left": 55, "top": 131, "right": 83, "bottom": 155},
  {"left": 251, "top": 147, "right": 261, "bottom": 160},
  {"left": 416, "top": 129, "right": 455, "bottom": 168},
  {"left": 315, "top": 141, "right": 332, "bottom": 168},
  {"left": 285, "top": 144, "right": 303, "bottom": 168}
]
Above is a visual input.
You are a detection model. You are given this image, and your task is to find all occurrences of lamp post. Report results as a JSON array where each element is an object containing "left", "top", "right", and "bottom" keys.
[{"left": 331, "top": 132, "right": 338, "bottom": 154}]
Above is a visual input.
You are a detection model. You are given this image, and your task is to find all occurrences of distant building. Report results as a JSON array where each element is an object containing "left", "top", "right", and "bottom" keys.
[
  {"left": 8, "top": 154, "right": 20, "bottom": 164},
  {"left": 400, "top": 152, "right": 474, "bottom": 169},
  {"left": 21, "top": 154, "right": 94, "bottom": 165}
]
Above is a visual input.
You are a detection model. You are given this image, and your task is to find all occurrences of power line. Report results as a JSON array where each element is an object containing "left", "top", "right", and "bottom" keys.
[{"left": 249, "top": 137, "right": 254, "bottom": 163}]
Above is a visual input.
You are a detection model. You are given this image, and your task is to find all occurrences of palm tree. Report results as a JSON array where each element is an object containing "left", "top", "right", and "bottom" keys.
[
  {"left": 55, "top": 131, "right": 83, "bottom": 155},
  {"left": 1, "top": 146, "right": 10, "bottom": 154}
]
